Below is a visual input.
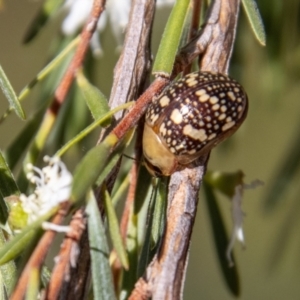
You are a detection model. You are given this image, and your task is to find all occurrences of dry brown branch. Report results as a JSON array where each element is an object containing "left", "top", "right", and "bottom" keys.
[
  {"left": 121, "top": 161, "right": 138, "bottom": 241},
  {"left": 59, "top": 229, "right": 91, "bottom": 300},
  {"left": 50, "top": 0, "right": 106, "bottom": 116},
  {"left": 46, "top": 209, "right": 86, "bottom": 300},
  {"left": 184, "top": 0, "right": 202, "bottom": 75},
  {"left": 10, "top": 202, "right": 70, "bottom": 300},
  {"left": 63, "top": 1, "right": 158, "bottom": 298},
  {"left": 111, "top": 157, "right": 138, "bottom": 290},
  {"left": 111, "top": 77, "right": 169, "bottom": 140},
  {"left": 130, "top": 0, "right": 241, "bottom": 299},
  {"left": 106, "top": 0, "right": 156, "bottom": 121}
]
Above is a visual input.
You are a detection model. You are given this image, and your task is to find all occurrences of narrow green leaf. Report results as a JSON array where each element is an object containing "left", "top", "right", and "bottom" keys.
[
  {"left": 134, "top": 166, "right": 152, "bottom": 214},
  {"left": 0, "top": 273, "right": 5, "bottom": 299},
  {"left": 23, "top": 0, "right": 65, "bottom": 43},
  {"left": 0, "top": 151, "right": 19, "bottom": 224},
  {"left": 111, "top": 175, "right": 130, "bottom": 206},
  {"left": 95, "top": 151, "right": 122, "bottom": 187},
  {"left": 103, "top": 187, "right": 129, "bottom": 269},
  {"left": 121, "top": 213, "right": 138, "bottom": 296},
  {"left": 152, "top": 0, "right": 190, "bottom": 75},
  {"left": 56, "top": 102, "right": 134, "bottom": 158},
  {"left": 0, "top": 273, "right": 4, "bottom": 300},
  {"left": 0, "top": 151, "right": 19, "bottom": 198},
  {"left": 151, "top": 177, "right": 168, "bottom": 245},
  {"left": 4, "top": 105, "right": 47, "bottom": 170},
  {"left": 19, "top": 37, "right": 79, "bottom": 101},
  {"left": 0, "top": 65, "right": 25, "bottom": 120},
  {"left": 51, "top": 82, "right": 89, "bottom": 150},
  {"left": 137, "top": 182, "right": 157, "bottom": 278},
  {"left": 0, "top": 229, "right": 16, "bottom": 295},
  {"left": 0, "top": 229, "right": 35, "bottom": 267},
  {"left": 94, "top": 124, "right": 134, "bottom": 188},
  {"left": 122, "top": 167, "right": 152, "bottom": 295},
  {"left": 71, "top": 134, "right": 119, "bottom": 202},
  {"left": 242, "top": 0, "right": 266, "bottom": 46},
  {"left": 86, "top": 193, "right": 116, "bottom": 300},
  {"left": 203, "top": 183, "right": 240, "bottom": 296},
  {"left": 76, "top": 70, "right": 111, "bottom": 123},
  {"left": 0, "top": 209, "right": 55, "bottom": 266},
  {"left": 25, "top": 268, "right": 39, "bottom": 300}
]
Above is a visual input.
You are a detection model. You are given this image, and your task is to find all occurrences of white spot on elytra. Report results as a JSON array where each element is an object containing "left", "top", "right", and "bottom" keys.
[
  {"left": 159, "top": 95, "right": 170, "bottom": 107},
  {"left": 160, "top": 123, "right": 167, "bottom": 136},
  {"left": 208, "top": 133, "right": 217, "bottom": 140},
  {"left": 212, "top": 104, "right": 220, "bottom": 111},
  {"left": 187, "top": 149, "right": 197, "bottom": 154},
  {"left": 183, "top": 124, "right": 207, "bottom": 142},
  {"left": 170, "top": 109, "right": 183, "bottom": 124},
  {"left": 195, "top": 89, "right": 207, "bottom": 96},
  {"left": 222, "top": 121, "right": 235, "bottom": 131},
  {"left": 220, "top": 105, "right": 227, "bottom": 112},
  {"left": 209, "top": 96, "right": 219, "bottom": 104},
  {"left": 199, "top": 94, "right": 210, "bottom": 102},
  {"left": 227, "top": 91, "right": 236, "bottom": 101},
  {"left": 149, "top": 114, "right": 159, "bottom": 124},
  {"left": 218, "top": 113, "right": 226, "bottom": 121},
  {"left": 186, "top": 77, "right": 198, "bottom": 87}
]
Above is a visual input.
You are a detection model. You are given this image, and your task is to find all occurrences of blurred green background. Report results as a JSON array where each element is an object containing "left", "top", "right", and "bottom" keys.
[{"left": 0, "top": 1, "right": 300, "bottom": 299}]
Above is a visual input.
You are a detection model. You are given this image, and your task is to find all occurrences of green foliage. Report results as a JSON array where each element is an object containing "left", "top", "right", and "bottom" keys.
[
  {"left": 76, "top": 70, "right": 111, "bottom": 123},
  {"left": 3, "top": 0, "right": 298, "bottom": 299},
  {"left": 0, "top": 65, "right": 25, "bottom": 120},
  {"left": 87, "top": 193, "right": 116, "bottom": 300},
  {"left": 203, "top": 182, "right": 240, "bottom": 296},
  {"left": 242, "top": 0, "right": 266, "bottom": 46},
  {"left": 0, "top": 209, "right": 55, "bottom": 266},
  {"left": 103, "top": 186, "right": 129, "bottom": 269},
  {"left": 152, "top": 0, "right": 190, "bottom": 75}
]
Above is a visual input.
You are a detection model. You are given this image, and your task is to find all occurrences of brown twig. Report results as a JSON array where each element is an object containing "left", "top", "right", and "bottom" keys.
[
  {"left": 190, "top": 0, "right": 202, "bottom": 38},
  {"left": 46, "top": 208, "right": 86, "bottom": 300},
  {"left": 184, "top": 0, "right": 202, "bottom": 75},
  {"left": 111, "top": 77, "right": 169, "bottom": 140},
  {"left": 50, "top": 0, "right": 106, "bottom": 116},
  {"left": 65, "top": 0, "right": 158, "bottom": 298},
  {"left": 130, "top": 0, "right": 241, "bottom": 299},
  {"left": 10, "top": 202, "right": 70, "bottom": 300},
  {"left": 106, "top": 0, "right": 156, "bottom": 122},
  {"left": 111, "top": 157, "right": 138, "bottom": 290},
  {"left": 120, "top": 160, "right": 138, "bottom": 241}
]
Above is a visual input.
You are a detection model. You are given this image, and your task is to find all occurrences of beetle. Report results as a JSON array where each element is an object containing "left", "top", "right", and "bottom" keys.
[{"left": 143, "top": 71, "right": 248, "bottom": 176}]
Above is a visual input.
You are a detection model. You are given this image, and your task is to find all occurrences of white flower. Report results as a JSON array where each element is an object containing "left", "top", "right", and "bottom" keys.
[
  {"left": 20, "top": 156, "right": 72, "bottom": 224},
  {"left": 61, "top": 0, "right": 175, "bottom": 55}
]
